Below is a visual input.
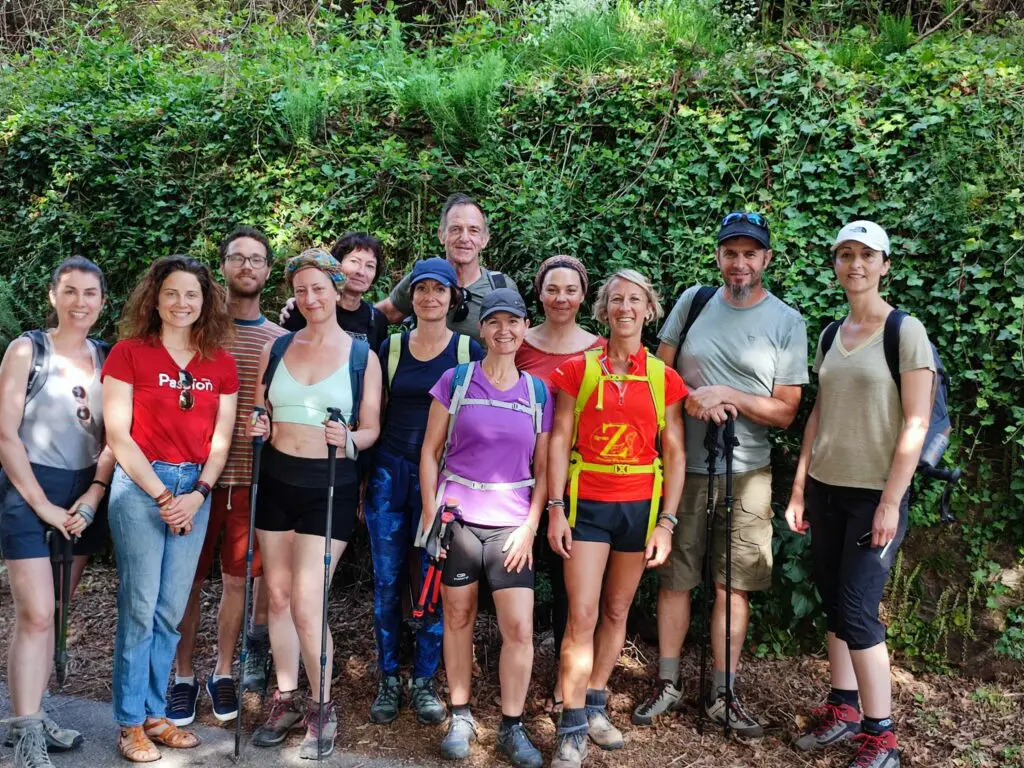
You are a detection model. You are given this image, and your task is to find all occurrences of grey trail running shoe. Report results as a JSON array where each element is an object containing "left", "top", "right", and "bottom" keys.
[
  {"left": 241, "top": 632, "right": 273, "bottom": 695},
  {"left": 496, "top": 722, "right": 543, "bottom": 768},
  {"left": 549, "top": 726, "right": 588, "bottom": 768},
  {"left": 299, "top": 699, "right": 337, "bottom": 760},
  {"left": 370, "top": 675, "right": 403, "bottom": 724},
  {"left": 585, "top": 707, "right": 624, "bottom": 750},
  {"left": 439, "top": 712, "right": 478, "bottom": 760},
  {"left": 632, "top": 678, "right": 684, "bottom": 725},
  {"left": 704, "top": 689, "right": 765, "bottom": 738},
  {"left": 848, "top": 731, "right": 901, "bottom": 768},
  {"left": 251, "top": 689, "right": 303, "bottom": 747},
  {"left": 409, "top": 676, "right": 447, "bottom": 724},
  {"left": 795, "top": 702, "right": 862, "bottom": 751},
  {"left": 5, "top": 714, "right": 82, "bottom": 752},
  {"left": 11, "top": 717, "right": 54, "bottom": 768}
]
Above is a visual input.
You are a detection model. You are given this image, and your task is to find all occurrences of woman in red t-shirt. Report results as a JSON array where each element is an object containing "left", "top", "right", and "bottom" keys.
[
  {"left": 514, "top": 254, "right": 604, "bottom": 717},
  {"left": 546, "top": 269, "right": 686, "bottom": 767},
  {"left": 102, "top": 255, "right": 238, "bottom": 763}
]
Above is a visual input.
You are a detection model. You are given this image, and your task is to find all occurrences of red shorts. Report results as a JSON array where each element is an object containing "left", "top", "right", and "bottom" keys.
[{"left": 195, "top": 486, "right": 263, "bottom": 581}]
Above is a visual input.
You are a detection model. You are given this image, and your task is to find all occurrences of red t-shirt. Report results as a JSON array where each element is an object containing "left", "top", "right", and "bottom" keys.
[
  {"left": 550, "top": 346, "right": 687, "bottom": 502},
  {"left": 515, "top": 337, "right": 607, "bottom": 390},
  {"left": 102, "top": 338, "right": 240, "bottom": 465}
]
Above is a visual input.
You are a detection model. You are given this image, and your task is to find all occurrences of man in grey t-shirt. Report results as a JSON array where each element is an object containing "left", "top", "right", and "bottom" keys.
[
  {"left": 375, "top": 193, "right": 518, "bottom": 341},
  {"left": 632, "top": 212, "right": 808, "bottom": 736}
]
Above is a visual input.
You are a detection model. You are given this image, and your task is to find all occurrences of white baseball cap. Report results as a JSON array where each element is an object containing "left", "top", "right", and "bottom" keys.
[{"left": 831, "top": 220, "right": 890, "bottom": 256}]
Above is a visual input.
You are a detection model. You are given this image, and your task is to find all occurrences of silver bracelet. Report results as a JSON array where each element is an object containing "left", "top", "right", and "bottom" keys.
[{"left": 74, "top": 503, "right": 96, "bottom": 526}]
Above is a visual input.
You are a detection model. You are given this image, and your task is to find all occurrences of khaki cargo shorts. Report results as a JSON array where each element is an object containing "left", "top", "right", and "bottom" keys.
[{"left": 659, "top": 466, "right": 774, "bottom": 593}]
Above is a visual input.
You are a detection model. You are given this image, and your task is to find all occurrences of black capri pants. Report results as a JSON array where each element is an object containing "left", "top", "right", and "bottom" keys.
[{"left": 805, "top": 477, "right": 909, "bottom": 651}]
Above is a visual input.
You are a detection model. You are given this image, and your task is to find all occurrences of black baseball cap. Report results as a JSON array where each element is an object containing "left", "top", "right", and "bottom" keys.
[
  {"left": 717, "top": 212, "right": 771, "bottom": 250},
  {"left": 480, "top": 288, "right": 528, "bottom": 320}
]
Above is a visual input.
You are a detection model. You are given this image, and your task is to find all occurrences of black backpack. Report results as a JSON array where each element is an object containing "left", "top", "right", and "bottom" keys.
[
  {"left": 262, "top": 333, "right": 370, "bottom": 430},
  {"left": 22, "top": 329, "right": 110, "bottom": 402},
  {"left": 820, "top": 310, "right": 959, "bottom": 522},
  {"left": 670, "top": 285, "right": 718, "bottom": 371}
]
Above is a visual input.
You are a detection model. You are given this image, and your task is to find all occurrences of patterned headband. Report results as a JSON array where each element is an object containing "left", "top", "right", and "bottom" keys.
[
  {"left": 533, "top": 254, "right": 589, "bottom": 297},
  {"left": 286, "top": 248, "right": 346, "bottom": 293}
]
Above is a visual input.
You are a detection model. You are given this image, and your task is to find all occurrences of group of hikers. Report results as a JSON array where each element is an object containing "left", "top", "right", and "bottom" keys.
[{"left": 0, "top": 193, "right": 936, "bottom": 768}]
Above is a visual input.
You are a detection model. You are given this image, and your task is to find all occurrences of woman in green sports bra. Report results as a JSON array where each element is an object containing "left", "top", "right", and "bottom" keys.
[{"left": 249, "top": 249, "right": 382, "bottom": 759}]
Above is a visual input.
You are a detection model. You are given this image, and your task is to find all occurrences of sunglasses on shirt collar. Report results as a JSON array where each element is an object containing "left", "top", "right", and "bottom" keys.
[{"left": 178, "top": 370, "right": 195, "bottom": 411}]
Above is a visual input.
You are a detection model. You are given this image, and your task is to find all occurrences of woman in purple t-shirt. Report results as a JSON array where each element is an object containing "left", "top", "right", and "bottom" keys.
[{"left": 419, "top": 288, "right": 553, "bottom": 768}]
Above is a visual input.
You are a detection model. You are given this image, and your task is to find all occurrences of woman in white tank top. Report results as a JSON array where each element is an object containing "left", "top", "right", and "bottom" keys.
[{"left": 0, "top": 256, "right": 115, "bottom": 765}]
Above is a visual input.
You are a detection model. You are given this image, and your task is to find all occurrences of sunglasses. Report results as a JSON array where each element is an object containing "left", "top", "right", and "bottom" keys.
[
  {"left": 722, "top": 212, "right": 769, "bottom": 230},
  {"left": 452, "top": 288, "right": 471, "bottom": 323},
  {"left": 178, "top": 370, "right": 195, "bottom": 411},
  {"left": 72, "top": 385, "right": 91, "bottom": 424}
]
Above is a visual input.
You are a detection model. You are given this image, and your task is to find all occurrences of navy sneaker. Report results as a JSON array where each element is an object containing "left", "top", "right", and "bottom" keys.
[
  {"left": 206, "top": 676, "right": 239, "bottom": 723},
  {"left": 167, "top": 679, "right": 200, "bottom": 727},
  {"left": 439, "top": 712, "right": 477, "bottom": 760},
  {"left": 496, "top": 721, "right": 542, "bottom": 768}
]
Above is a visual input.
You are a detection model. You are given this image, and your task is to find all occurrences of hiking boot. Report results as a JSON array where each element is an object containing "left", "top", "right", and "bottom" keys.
[
  {"left": 299, "top": 700, "right": 337, "bottom": 760},
  {"left": 10, "top": 717, "right": 54, "bottom": 768},
  {"left": 370, "top": 675, "right": 403, "bottom": 724},
  {"left": 550, "top": 726, "right": 588, "bottom": 768},
  {"left": 439, "top": 712, "right": 478, "bottom": 760},
  {"left": 5, "top": 714, "right": 82, "bottom": 752},
  {"left": 251, "top": 689, "right": 303, "bottom": 747},
  {"left": 497, "top": 721, "right": 543, "bottom": 768},
  {"left": 409, "top": 676, "right": 447, "bottom": 724},
  {"left": 848, "top": 730, "right": 901, "bottom": 768},
  {"left": 166, "top": 679, "right": 200, "bottom": 727},
  {"left": 632, "top": 678, "right": 684, "bottom": 725},
  {"left": 206, "top": 676, "right": 239, "bottom": 722},
  {"left": 241, "top": 632, "right": 272, "bottom": 695},
  {"left": 795, "top": 702, "right": 862, "bottom": 751},
  {"left": 585, "top": 707, "right": 624, "bottom": 750},
  {"left": 704, "top": 689, "right": 764, "bottom": 738}
]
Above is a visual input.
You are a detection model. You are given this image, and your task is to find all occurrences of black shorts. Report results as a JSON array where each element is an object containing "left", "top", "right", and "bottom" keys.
[
  {"left": 255, "top": 445, "right": 357, "bottom": 542},
  {"left": 805, "top": 477, "right": 908, "bottom": 651},
  {"left": 442, "top": 521, "right": 534, "bottom": 592},
  {"left": 570, "top": 497, "right": 651, "bottom": 553}
]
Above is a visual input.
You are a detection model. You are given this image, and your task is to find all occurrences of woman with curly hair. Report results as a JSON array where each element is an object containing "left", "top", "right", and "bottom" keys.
[{"left": 102, "top": 255, "right": 238, "bottom": 763}]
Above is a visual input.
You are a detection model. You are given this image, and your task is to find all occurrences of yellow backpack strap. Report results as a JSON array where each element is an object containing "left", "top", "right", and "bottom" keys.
[
  {"left": 646, "top": 354, "right": 667, "bottom": 435},
  {"left": 386, "top": 332, "right": 403, "bottom": 388},
  {"left": 568, "top": 349, "right": 603, "bottom": 528},
  {"left": 456, "top": 333, "right": 471, "bottom": 364}
]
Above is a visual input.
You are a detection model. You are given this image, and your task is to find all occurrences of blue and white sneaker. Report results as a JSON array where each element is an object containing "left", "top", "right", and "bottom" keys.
[
  {"left": 167, "top": 679, "right": 200, "bottom": 726},
  {"left": 206, "top": 676, "right": 239, "bottom": 722}
]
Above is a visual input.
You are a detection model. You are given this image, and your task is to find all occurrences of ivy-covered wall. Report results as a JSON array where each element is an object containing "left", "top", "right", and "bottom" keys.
[{"left": 1, "top": 3, "right": 1022, "bottom": 662}]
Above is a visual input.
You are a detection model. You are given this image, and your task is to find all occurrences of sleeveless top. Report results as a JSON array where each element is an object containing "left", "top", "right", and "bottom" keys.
[
  {"left": 267, "top": 358, "right": 353, "bottom": 427},
  {"left": 20, "top": 333, "right": 104, "bottom": 470}
]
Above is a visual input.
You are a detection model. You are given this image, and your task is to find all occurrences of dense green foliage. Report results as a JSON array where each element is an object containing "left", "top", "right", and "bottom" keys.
[{"left": 1, "top": 0, "right": 1022, "bottom": 665}]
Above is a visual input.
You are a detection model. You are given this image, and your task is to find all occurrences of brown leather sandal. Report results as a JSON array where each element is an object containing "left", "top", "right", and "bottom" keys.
[
  {"left": 118, "top": 726, "right": 161, "bottom": 763},
  {"left": 143, "top": 718, "right": 201, "bottom": 749}
]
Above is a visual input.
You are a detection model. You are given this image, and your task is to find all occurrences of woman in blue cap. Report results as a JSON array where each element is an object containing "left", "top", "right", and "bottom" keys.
[{"left": 365, "top": 257, "right": 483, "bottom": 726}]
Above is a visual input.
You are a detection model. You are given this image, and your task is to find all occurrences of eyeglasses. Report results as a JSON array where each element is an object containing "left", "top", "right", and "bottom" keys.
[
  {"left": 72, "top": 385, "right": 91, "bottom": 424},
  {"left": 225, "top": 254, "right": 268, "bottom": 268},
  {"left": 178, "top": 370, "right": 195, "bottom": 411},
  {"left": 722, "top": 212, "right": 769, "bottom": 230}
]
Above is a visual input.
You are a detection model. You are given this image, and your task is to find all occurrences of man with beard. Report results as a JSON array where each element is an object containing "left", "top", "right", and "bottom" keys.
[
  {"left": 376, "top": 193, "right": 519, "bottom": 342},
  {"left": 169, "top": 227, "right": 287, "bottom": 726},
  {"left": 631, "top": 213, "right": 808, "bottom": 736}
]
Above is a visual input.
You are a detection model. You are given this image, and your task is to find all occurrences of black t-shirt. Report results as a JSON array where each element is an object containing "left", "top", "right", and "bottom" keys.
[{"left": 281, "top": 300, "right": 389, "bottom": 353}]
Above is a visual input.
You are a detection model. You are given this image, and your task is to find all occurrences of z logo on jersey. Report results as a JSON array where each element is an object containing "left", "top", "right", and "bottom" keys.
[{"left": 589, "top": 423, "right": 644, "bottom": 461}]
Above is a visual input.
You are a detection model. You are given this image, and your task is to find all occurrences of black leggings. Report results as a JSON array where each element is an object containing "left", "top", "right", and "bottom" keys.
[{"left": 805, "top": 477, "right": 908, "bottom": 651}]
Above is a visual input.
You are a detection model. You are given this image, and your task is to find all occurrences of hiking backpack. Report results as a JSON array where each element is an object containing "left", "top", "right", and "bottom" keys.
[
  {"left": 262, "top": 333, "right": 370, "bottom": 429},
  {"left": 385, "top": 331, "right": 472, "bottom": 390},
  {"left": 22, "top": 329, "right": 111, "bottom": 402},
  {"left": 820, "top": 310, "right": 959, "bottom": 521},
  {"left": 670, "top": 286, "right": 718, "bottom": 372}
]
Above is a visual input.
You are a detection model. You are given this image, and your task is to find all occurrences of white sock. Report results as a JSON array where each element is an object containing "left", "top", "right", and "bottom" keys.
[
  {"left": 175, "top": 674, "right": 195, "bottom": 686},
  {"left": 211, "top": 674, "right": 232, "bottom": 683}
]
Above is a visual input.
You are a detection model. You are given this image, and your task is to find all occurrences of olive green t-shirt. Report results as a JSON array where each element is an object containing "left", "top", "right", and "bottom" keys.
[{"left": 808, "top": 315, "right": 935, "bottom": 490}]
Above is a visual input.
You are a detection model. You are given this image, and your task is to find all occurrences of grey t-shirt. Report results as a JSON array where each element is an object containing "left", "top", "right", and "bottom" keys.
[
  {"left": 388, "top": 265, "right": 520, "bottom": 342},
  {"left": 658, "top": 285, "right": 809, "bottom": 474}
]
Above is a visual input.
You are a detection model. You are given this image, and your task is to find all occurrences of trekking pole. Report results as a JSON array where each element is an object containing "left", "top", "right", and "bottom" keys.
[
  {"left": 318, "top": 407, "right": 343, "bottom": 762},
  {"left": 47, "top": 528, "right": 74, "bottom": 691},
  {"left": 235, "top": 406, "right": 265, "bottom": 759},
  {"left": 722, "top": 416, "right": 739, "bottom": 739},
  {"left": 697, "top": 421, "right": 720, "bottom": 735},
  {"left": 410, "top": 499, "right": 459, "bottom": 628}
]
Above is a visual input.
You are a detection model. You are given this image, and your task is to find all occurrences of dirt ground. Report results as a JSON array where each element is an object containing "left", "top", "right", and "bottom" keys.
[{"left": 1, "top": 560, "right": 1021, "bottom": 768}]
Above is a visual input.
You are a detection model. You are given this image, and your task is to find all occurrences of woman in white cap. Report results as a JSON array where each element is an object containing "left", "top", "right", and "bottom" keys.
[{"left": 784, "top": 221, "right": 935, "bottom": 768}]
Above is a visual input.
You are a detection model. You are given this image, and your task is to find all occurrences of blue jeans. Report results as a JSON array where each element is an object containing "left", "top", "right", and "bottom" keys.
[
  {"left": 109, "top": 462, "right": 211, "bottom": 726},
  {"left": 365, "top": 449, "right": 442, "bottom": 679}
]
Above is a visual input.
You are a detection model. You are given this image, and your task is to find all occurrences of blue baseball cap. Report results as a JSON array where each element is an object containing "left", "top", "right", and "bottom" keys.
[
  {"left": 480, "top": 287, "right": 528, "bottom": 320},
  {"left": 410, "top": 257, "right": 458, "bottom": 288}
]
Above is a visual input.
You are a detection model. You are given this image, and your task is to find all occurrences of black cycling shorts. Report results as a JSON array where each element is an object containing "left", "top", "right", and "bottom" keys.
[
  {"left": 441, "top": 521, "right": 534, "bottom": 591},
  {"left": 570, "top": 497, "right": 651, "bottom": 553}
]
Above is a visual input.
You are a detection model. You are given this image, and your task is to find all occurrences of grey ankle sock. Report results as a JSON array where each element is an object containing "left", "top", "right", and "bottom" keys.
[
  {"left": 175, "top": 674, "right": 195, "bottom": 686},
  {"left": 658, "top": 657, "right": 680, "bottom": 683},
  {"left": 713, "top": 670, "right": 735, "bottom": 694},
  {"left": 585, "top": 688, "right": 607, "bottom": 709}
]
